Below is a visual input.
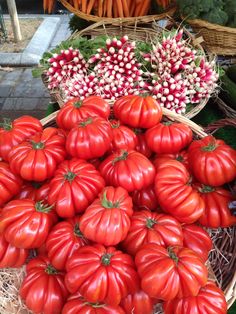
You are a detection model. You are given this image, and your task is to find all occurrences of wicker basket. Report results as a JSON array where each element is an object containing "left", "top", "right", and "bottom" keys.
[
  {"left": 43, "top": 18, "right": 213, "bottom": 119},
  {"left": 59, "top": 0, "right": 176, "bottom": 24},
  {"left": 186, "top": 18, "right": 236, "bottom": 56},
  {"left": 1, "top": 107, "right": 235, "bottom": 313}
]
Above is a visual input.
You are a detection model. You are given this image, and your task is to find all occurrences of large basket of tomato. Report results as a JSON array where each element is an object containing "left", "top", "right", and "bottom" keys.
[{"left": 0, "top": 94, "right": 235, "bottom": 313}]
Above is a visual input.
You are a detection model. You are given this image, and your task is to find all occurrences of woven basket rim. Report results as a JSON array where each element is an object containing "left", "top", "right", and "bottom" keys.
[{"left": 186, "top": 17, "right": 236, "bottom": 34}]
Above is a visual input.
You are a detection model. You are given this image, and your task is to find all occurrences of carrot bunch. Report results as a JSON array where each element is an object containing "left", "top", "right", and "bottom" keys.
[
  {"left": 43, "top": 0, "right": 56, "bottom": 13},
  {"left": 156, "top": 0, "right": 174, "bottom": 9}
]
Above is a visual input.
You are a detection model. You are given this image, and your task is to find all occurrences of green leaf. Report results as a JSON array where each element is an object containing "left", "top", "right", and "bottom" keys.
[{"left": 32, "top": 67, "right": 45, "bottom": 78}]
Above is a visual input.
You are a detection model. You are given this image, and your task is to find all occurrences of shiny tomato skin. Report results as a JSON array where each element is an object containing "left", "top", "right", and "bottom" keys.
[
  {"left": 65, "top": 244, "right": 139, "bottom": 306},
  {"left": 132, "top": 185, "right": 159, "bottom": 211},
  {"left": 62, "top": 293, "right": 125, "bottom": 314},
  {"left": 0, "top": 161, "right": 23, "bottom": 207},
  {"left": 110, "top": 119, "right": 138, "bottom": 152},
  {"left": 113, "top": 95, "right": 163, "bottom": 128},
  {"left": 153, "top": 150, "right": 190, "bottom": 171},
  {"left": 145, "top": 122, "right": 193, "bottom": 154},
  {"left": 99, "top": 150, "right": 156, "bottom": 192},
  {"left": 135, "top": 243, "right": 208, "bottom": 300},
  {"left": 122, "top": 210, "right": 183, "bottom": 256},
  {"left": 80, "top": 186, "right": 133, "bottom": 246},
  {"left": 0, "top": 199, "right": 57, "bottom": 249},
  {"left": 0, "top": 233, "right": 28, "bottom": 268},
  {"left": 197, "top": 185, "right": 236, "bottom": 228},
  {"left": 163, "top": 281, "right": 227, "bottom": 314},
  {"left": 8, "top": 127, "right": 66, "bottom": 182},
  {"left": 182, "top": 224, "right": 212, "bottom": 262},
  {"left": 46, "top": 216, "right": 90, "bottom": 270},
  {"left": 120, "top": 290, "right": 155, "bottom": 314},
  {"left": 66, "top": 117, "right": 112, "bottom": 160},
  {"left": 15, "top": 181, "right": 50, "bottom": 201},
  {"left": 154, "top": 159, "right": 205, "bottom": 223},
  {"left": 0, "top": 115, "right": 42, "bottom": 161},
  {"left": 188, "top": 135, "right": 236, "bottom": 186},
  {"left": 56, "top": 96, "right": 110, "bottom": 131},
  {"left": 48, "top": 159, "right": 105, "bottom": 217},
  {"left": 135, "top": 132, "right": 153, "bottom": 158},
  {"left": 20, "top": 256, "right": 68, "bottom": 314}
]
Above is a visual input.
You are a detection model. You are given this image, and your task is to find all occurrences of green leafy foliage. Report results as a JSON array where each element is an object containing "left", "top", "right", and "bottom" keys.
[{"left": 68, "top": 15, "right": 92, "bottom": 33}]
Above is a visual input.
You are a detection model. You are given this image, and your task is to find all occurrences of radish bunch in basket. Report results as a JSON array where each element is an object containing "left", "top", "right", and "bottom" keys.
[{"left": 0, "top": 94, "right": 234, "bottom": 314}]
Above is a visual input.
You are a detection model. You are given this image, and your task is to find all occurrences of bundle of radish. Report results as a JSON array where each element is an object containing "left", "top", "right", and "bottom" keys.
[{"left": 0, "top": 94, "right": 235, "bottom": 313}]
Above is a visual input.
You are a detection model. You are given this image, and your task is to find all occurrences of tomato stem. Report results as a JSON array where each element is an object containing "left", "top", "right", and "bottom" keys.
[
  {"left": 176, "top": 155, "right": 184, "bottom": 162},
  {"left": 199, "top": 185, "right": 215, "bottom": 193},
  {"left": 79, "top": 117, "right": 93, "bottom": 127},
  {"left": 146, "top": 218, "right": 157, "bottom": 229},
  {"left": 101, "top": 253, "right": 113, "bottom": 266},
  {"left": 31, "top": 141, "right": 44, "bottom": 150},
  {"left": 101, "top": 192, "right": 120, "bottom": 209},
  {"left": 0, "top": 118, "right": 12, "bottom": 131},
  {"left": 45, "top": 264, "right": 58, "bottom": 275},
  {"left": 74, "top": 223, "right": 84, "bottom": 238},
  {"left": 35, "top": 201, "right": 53, "bottom": 213},
  {"left": 112, "top": 150, "right": 128, "bottom": 165},
  {"left": 64, "top": 171, "right": 77, "bottom": 182},
  {"left": 201, "top": 139, "right": 217, "bottom": 152},
  {"left": 168, "top": 247, "right": 179, "bottom": 264},
  {"left": 163, "top": 121, "right": 173, "bottom": 126},
  {"left": 110, "top": 120, "right": 120, "bottom": 129},
  {"left": 83, "top": 302, "right": 105, "bottom": 308},
  {"left": 74, "top": 100, "right": 83, "bottom": 108}
]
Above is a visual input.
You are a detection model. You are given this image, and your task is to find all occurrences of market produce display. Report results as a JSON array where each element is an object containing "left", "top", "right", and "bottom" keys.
[{"left": 0, "top": 93, "right": 235, "bottom": 314}]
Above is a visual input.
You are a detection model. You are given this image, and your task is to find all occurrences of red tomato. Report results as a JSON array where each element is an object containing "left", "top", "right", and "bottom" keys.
[
  {"left": 80, "top": 186, "right": 133, "bottom": 246},
  {"left": 135, "top": 131, "right": 152, "bottom": 158},
  {"left": 182, "top": 224, "right": 212, "bottom": 262},
  {"left": 188, "top": 135, "right": 236, "bottom": 186},
  {"left": 163, "top": 281, "right": 227, "bottom": 314},
  {"left": 0, "top": 115, "right": 42, "bottom": 161},
  {"left": 65, "top": 244, "right": 139, "bottom": 305},
  {"left": 15, "top": 181, "right": 50, "bottom": 201},
  {"left": 48, "top": 159, "right": 105, "bottom": 217},
  {"left": 46, "top": 216, "right": 90, "bottom": 270},
  {"left": 20, "top": 256, "right": 68, "bottom": 314},
  {"left": 197, "top": 185, "right": 236, "bottom": 228},
  {"left": 132, "top": 185, "right": 159, "bottom": 211},
  {"left": 99, "top": 150, "right": 156, "bottom": 192},
  {"left": 66, "top": 117, "right": 112, "bottom": 160},
  {"left": 62, "top": 293, "right": 125, "bottom": 314},
  {"left": 113, "top": 95, "right": 162, "bottom": 128},
  {"left": 120, "top": 290, "right": 155, "bottom": 314},
  {"left": 153, "top": 150, "right": 189, "bottom": 171},
  {"left": 0, "top": 233, "right": 28, "bottom": 268},
  {"left": 0, "top": 161, "right": 23, "bottom": 207},
  {"left": 8, "top": 127, "right": 66, "bottom": 182},
  {"left": 122, "top": 210, "right": 183, "bottom": 256},
  {"left": 135, "top": 243, "right": 208, "bottom": 300},
  {"left": 109, "top": 119, "right": 137, "bottom": 151},
  {"left": 154, "top": 159, "right": 205, "bottom": 223},
  {"left": 145, "top": 122, "right": 193, "bottom": 154},
  {"left": 56, "top": 96, "right": 110, "bottom": 131},
  {"left": 0, "top": 199, "right": 57, "bottom": 249}
]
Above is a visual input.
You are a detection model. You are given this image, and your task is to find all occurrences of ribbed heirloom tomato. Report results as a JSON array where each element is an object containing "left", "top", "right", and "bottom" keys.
[
  {"left": 20, "top": 256, "right": 68, "bottom": 314},
  {"left": 8, "top": 127, "right": 66, "bottom": 182},
  {"left": 65, "top": 244, "right": 139, "bottom": 305},
  {"left": 135, "top": 243, "right": 208, "bottom": 300},
  {"left": 80, "top": 186, "right": 133, "bottom": 246},
  {"left": 163, "top": 281, "right": 227, "bottom": 314},
  {"left": 0, "top": 233, "right": 28, "bottom": 268},
  {"left": 122, "top": 210, "right": 183, "bottom": 256},
  {"left": 145, "top": 121, "right": 193, "bottom": 154},
  {"left": 132, "top": 185, "right": 159, "bottom": 211},
  {"left": 66, "top": 117, "right": 112, "bottom": 159},
  {"left": 62, "top": 293, "right": 125, "bottom": 314},
  {"left": 48, "top": 158, "right": 105, "bottom": 217},
  {"left": 99, "top": 150, "right": 156, "bottom": 192},
  {"left": 15, "top": 181, "right": 50, "bottom": 201},
  {"left": 113, "top": 95, "right": 163, "bottom": 128},
  {"left": 56, "top": 96, "right": 110, "bottom": 131},
  {"left": 188, "top": 135, "right": 236, "bottom": 186},
  {"left": 0, "top": 116, "right": 43, "bottom": 161},
  {"left": 153, "top": 150, "right": 190, "bottom": 171},
  {"left": 0, "top": 161, "right": 22, "bottom": 207},
  {"left": 154, "top": 159, "right": 205, "bottom": 223},
  {"left": 46, "top": 216, "right": 90, "bottom": 270},
  {"left": 0, "top": 199, "right": 57, "bottom": 249},
  {"left": 135, "top": 131, "right": 152, "bottom": 158},
  {"left": 120, "top": 290, "right": 155, "bottom": 314}
]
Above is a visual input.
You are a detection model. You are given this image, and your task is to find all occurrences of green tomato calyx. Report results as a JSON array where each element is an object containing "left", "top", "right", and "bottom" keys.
[
  {"left": 168, "top": 247, "right": 179, "bottom": 264},
  {"left": 74, "top": 100, "right": 83, "bottom": 108},
  {"left": 163, "top": 121, "right": 173, "bottom": 126},
  {"left": 0, "top": 118, "right": 12, "bottom": 131},
  {"left": 199, "top": 185, "right": 215, "bottom": 193},
  {"left": 64, "top": 171, "right": 77, "bottom": 182},
  {"left": 74, "top": 223, "right": 84, "bottom": 238},
  {"left": 110, "top": 120, "right": 120, "bottom": 129},
  {"left": 101, "top": 192, "right": 120, "bottom": 209},
  {"left": 35, "top": 201, "right": 53, "bottom": 213},
  {"left": 202, "top": 140, "right": 217, "bottom": 152},
  {"left": 101, "top": 253, "right": 113, "bottom": 266},
  {"left": 146, "top": 218, "right": 157, "bottom": 229},
  {"left": 83, "top": 302, "right": 105, "bottom": 308},
  {"left": 176, "top": 155, "right": 184, "bottom": 162},
  {"left": 45, "top": 264, "right": 58, "bottom": 275},
  {"left": 79, "top": 117, "right": 93, "bottom": 127},
  {"left": 113, "top": 150, "right": 129, "bottom": 164},
  {"left": 31, "top": 141, "right": 44, "bottom": 150}
]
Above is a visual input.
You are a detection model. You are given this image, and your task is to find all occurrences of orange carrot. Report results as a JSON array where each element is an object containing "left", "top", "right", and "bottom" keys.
[
  {"left": 134, "top": 0, "right": 142, "bottom": 16},
  {"left": 113, "top": 0, "right": 118, "bottom": 17},
  {"left": 116, "top": 0, "right": 124, "bottom": 17},
  {"left": 86, "top": 0, "right": 96, "bottom": 13},
  {"left": 103, "top": 0, "right": 107, "bottom": 16},
  {"left": 138, "top": 0, "right": 151, "bottom": 16},
  {"left": 107, "top": 0, "right": 113, "bottom": 17},
  {"left": 73, "top": 0, "right": 78, "bottom": 9},
  {"left": 130, "top": 0, "right": 135, "bottom": 16},
  {"left": 81, "top": 0, "right": 87, "bottom": 12},
  {"left": 98, "top": 0, "right": 103, "bottom": 17},
  {"left": 121, "top": 0, "right": 129, "bottom": 17},
  {"left": 43, "top": 0, "right": 48, "bottom": 12}
]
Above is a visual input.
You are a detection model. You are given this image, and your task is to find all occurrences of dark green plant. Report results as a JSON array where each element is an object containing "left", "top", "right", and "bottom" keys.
[{"left": 68, "top": 14, "right": 92, "bottom": 33}]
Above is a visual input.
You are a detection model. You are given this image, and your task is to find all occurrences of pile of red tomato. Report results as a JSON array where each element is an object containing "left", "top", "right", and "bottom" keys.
[{"left": 0, "top": 94, "right": 236, "bottom": 314}]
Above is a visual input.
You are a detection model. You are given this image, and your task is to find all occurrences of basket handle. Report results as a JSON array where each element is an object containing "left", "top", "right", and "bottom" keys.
[{"left": 204, "top": 118, "right": 236, "bottom": 134}]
